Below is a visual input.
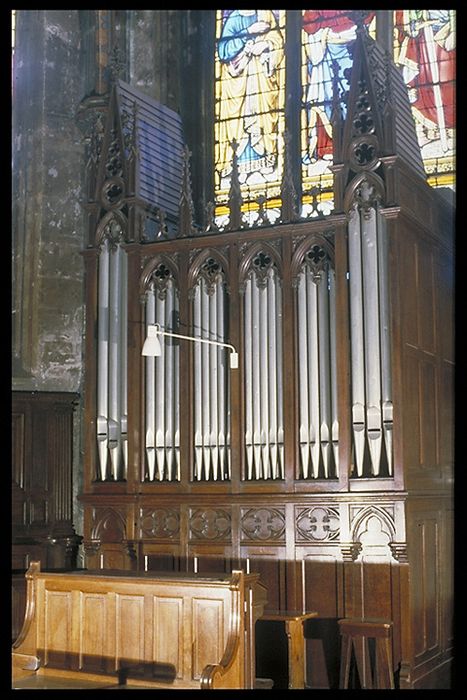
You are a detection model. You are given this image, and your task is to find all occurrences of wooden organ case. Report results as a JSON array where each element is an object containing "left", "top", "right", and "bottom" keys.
[{"left": 79, "top": 30, "right": 453, "bottom": 689}]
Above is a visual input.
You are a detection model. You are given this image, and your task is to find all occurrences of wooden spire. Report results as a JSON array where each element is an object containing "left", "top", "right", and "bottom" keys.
[
  {"left": 178, "top": 145, "right": 195, "bottom": 237},
  {"left": 227, "top": 139, "right": 243, "bottom": 231},
  {"left": 280, "top": 130, "right": 298, "bottom": 223}
]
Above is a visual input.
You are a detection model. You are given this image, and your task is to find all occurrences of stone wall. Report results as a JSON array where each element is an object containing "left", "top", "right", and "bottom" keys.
[{"left": 12, "top": 9, "right": 185, "bottom": 544}]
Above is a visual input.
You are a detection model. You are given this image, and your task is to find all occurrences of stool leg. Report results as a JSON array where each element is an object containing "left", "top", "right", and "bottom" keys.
[
  {"left": 339, "top": 634, "right": 352, "bottom": 689},
  {"left": 285, "top": 619, "right": 306, "bottom": 689},
  {"left": 375, "top": 638, "right": 395, "bottom": 689},
  {"left": 353, "top": 637, "right": 373, "bottom": 689}
]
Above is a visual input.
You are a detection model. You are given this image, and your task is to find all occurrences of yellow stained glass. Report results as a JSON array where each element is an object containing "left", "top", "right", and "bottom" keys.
[
  {"left": 300, "top": 10, "right": 375, "bottom": 217},
  {"left": 214, "top": 10, "right": 286, "bottom": 223},
  {"left": 393, "top": 10, "right": 455, "bottom": 189}
]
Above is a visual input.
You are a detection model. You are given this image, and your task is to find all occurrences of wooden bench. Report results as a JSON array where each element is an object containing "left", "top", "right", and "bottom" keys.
[{"left": 12, "top": 562, "right": 267, "bottom": 689}]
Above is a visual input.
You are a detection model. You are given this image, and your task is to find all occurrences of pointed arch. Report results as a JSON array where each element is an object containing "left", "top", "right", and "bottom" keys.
[
  {"left": 140, "top": 254, "right": 179, "bottom": 299},
  {"left": 351, "top": 505, "right": 396, "bottom": 544},
  {"left": 239, "top": 240, "right": 283, "bottom": 292},
  {"left": 188, "top": 248, "right": 230, "bottom": 296},
  {"left": 291, "top": 233, "right": 335, "bottom": 284},
  {"left": 344, "top": 170, "right": 386, "bottom": 213},
  {"left": 94, "top": 209, "right": 128, "bottom": 248}
]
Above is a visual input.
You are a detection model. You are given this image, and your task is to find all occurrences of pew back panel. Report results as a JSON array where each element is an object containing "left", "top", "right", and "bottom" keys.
[{"left": 12, "top": 562, "right": 266, "bottom": 689}]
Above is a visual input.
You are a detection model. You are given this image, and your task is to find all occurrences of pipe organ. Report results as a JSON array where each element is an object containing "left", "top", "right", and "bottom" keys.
[
  {"left": 348, "top": 199, "right": 393, "bottom": 478},
  {"left": 243, "top": 253, "right": 284, "bottom": 481},
  {"left": 295, "top": 240, "right": 338, "bottom": 480},
  {"left": 96, "top": 221, "right": 128, "bottom": 482},
  {"left": 80, "top": 28, "right": 453, "bottom": 690},
  {"left": 144, "top": 268, "right": 180, "bottom": 482}
]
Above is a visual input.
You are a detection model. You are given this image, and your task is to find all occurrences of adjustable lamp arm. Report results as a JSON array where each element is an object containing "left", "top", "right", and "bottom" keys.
[{"left": 143, "top": 323, "right": 239, "bottom": 369}]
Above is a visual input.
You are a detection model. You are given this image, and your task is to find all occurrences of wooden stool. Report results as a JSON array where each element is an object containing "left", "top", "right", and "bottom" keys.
[
  {"left": 338, "top": 618, "right": 395, "bottom": 689},
  {"left": 258, "top": 611, "right": 317, "bottom": 689}
]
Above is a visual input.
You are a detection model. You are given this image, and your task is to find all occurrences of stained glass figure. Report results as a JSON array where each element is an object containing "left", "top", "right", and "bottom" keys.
[
  {"left": 214, "top": 10, "right": 286, "bottom": 225},
  {"left": 393, "top": 10, "right": 455, "bottom": 189},
  {"left": 301, "top": 10, "right": 375, "bottom": 217}
]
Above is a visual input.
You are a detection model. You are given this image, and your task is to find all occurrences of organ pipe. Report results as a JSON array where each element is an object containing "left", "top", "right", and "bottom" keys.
[
  {"left": 297, "top": 259, "right": 337, "bottom": 480},
  {"left": 361, "top": 206, "right": 382, "bottom": 475},
  {"left": 244, "top": 266, "right": 283, "bottom": 480},
  {"left": 192, "top": 276, "right": 230, "bottom": 481},
  {"left": 97, "top": 239, "right": 109, "bottom": 480},
  {"left": 96, "top": 236, "right": 128, "bottom": 482},
  {"left": 145, "top": 287, "right": 156, "bottom": 481},
  {"left": 348, "top": 205, "right": 366, "bottom": 476},
  {"left": 108, "top": 244, "right": 121, "bottom": 480},
  {"left": 348, "top": 195, "right": 393, "bottom": 477},
  {"left": 144, "top": 278, "right": 180, "bottom": 482}
]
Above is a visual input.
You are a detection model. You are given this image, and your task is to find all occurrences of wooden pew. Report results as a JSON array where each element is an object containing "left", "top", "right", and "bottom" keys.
[{"left": 12, "top": 562, "right": 267, "bottom": 689}]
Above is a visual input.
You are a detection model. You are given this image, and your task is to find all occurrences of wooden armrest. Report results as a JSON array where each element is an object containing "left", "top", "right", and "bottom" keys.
[
  {"left": 200, "top": 630, "right": 241, "bottom": 689},
  {"left": 12, "top": 652, "right": 41, "bottom": 683}
]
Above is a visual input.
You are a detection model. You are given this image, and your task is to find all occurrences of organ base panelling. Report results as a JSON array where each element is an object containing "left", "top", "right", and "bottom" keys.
[{"left": 80, "top": 491, "right": 452, "bottom": 689}]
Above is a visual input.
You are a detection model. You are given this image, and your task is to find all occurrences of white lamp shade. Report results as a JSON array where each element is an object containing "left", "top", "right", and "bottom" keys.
[{"left": 142, "top": 325, "right": 162, "bottom": 356}]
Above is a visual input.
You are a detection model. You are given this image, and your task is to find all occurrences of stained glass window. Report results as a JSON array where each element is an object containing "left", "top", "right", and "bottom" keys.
[
  {"left": 393, "top": 10, "right": 455, "bottom": 188},
  {"left": 300, "top": 10, "right": 375, "bottom": 217},
  {"left": 213, "top": 10, "right": 455, "bottom": 225},
  {"left": 12, "top": 10, "right": 16, "bottom": 52},
  {"left": 214, "top": 10, "right": 286, "bottom": 226}
]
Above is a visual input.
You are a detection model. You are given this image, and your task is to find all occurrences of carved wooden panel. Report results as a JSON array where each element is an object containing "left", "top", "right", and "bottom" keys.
[
  {"left": 12, "top": 392, "right": 80, "bottom": 569},
  {"left": 43, "top": 590, "right": 73, "bottom": 668},
  {"left": 240, "top": 507, "right": 286, "bottom": 543},
  {"left": 80, "top": 594, "right": 108, "bottom": 672},
  {"left": 189, "top": 508, "right": 231, "bottom": 541},
  {"left": 410, "top": 513, "right": 440, "bottom": 661},
  {"left": 153, "top": 596, "right": 184, "bottom": 678},
  {"left": 192, "top": 598, "right": 225, "bottom": 679},
  {"left": 138, "top": 507, "right": 180, "bottom": 540},
  {"left": 295, "top": 506, "right": 340, "bottom": 543},
  {"left": 116, "top": 594, "right": 146, "bottom": 663}
]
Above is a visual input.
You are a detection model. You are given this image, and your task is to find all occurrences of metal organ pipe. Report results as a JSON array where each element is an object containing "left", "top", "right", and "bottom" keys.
[
  {"left": 361, "top": 206, "right": 382, "bottom": 475},
  {"left": 97, "top": 239, "right": 110, "bottom": 481},
  {"left": 193, "top": 285, "right": 203, "bottom": 480},
  {"left": 155, "top": 292, "right": 166, "bottom": 480},
  {"left": 298, "top": 269, "right": 310, "bottom": 479},
  {"left": 348, "top": 197, "right": 393, "bottom": 477},
  {"left": 348, "top": 205, "right": 366, "bottom": 476},
  {"left": 251, "top": 274, "right": 262, "bottom": 479},
  {"left": 216, "top": 279, "right": 228, "bottom": 479},
  {"left": 108, "top": 244, "right": 122, "bottom": 480},
  {"left": 308, "top": 270, "right": 321, "bottom": 478},
  {"left": 244, "top": 281, "right": 254, "bottom": 479},
  {"left": 144, "top": 279, "right": 180, "bottom": 483},
  {"left": 209, "top": 286, "right": 219, "bottom": 480},
  {"left": 192, "top": 276, "right": 230, "bottom": 481},
  {"left": 201, "top": 285, "right": 211, "bottom": 479},
  {"left": 259, "top": 276, "right": 270, "bottom": 479},
  {"left": 377, "top": 211, "right": 393, "bottom": 475},
  {"left": 96, "top": 236, "right": 128, "bottom": 482},
  {"left": 297, "top": 260, "right": 337, "bottom": 480},
  {"left": 318, "top": 272, "right": 332, "bottom": 478},
  {"left": 244, "top": 266, "right": 283, "bottom": 480},
  {"left": 268, "top": 270, "right": 279, "bottom": 479},
  {"left": 164, "top": 293, "right": 175, "bottom": 482},
  {"left": 120, "top": 245, "right": 128, "bottom": 479},
  {"left": 145, "top": 287, "right": 156, "bottom": 482},
  {"left": 329, "top": 270, "right": 339, "bottom": 475}
]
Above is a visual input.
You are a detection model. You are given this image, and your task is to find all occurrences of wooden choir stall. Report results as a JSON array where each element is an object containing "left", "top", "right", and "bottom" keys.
[{"left": 12, "top": 562, "right": 267, "bottom": 689}]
